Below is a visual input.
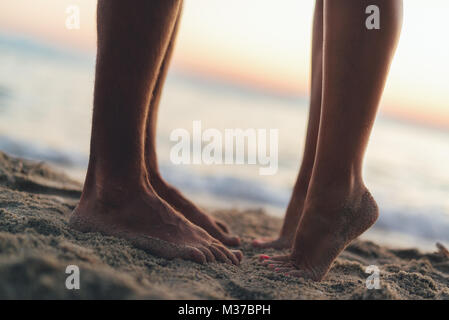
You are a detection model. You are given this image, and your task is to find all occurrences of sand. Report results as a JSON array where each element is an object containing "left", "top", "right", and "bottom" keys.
[{"left": 0, "top": 150, "right": 448, "bottom": 299}]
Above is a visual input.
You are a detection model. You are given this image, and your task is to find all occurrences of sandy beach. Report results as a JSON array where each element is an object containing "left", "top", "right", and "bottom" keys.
[{"left": 0, "top": 151, "right": 448, "bottom": 299}]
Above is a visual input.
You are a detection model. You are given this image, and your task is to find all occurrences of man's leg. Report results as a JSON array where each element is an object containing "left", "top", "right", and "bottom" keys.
[
  {"left": 144, "top": 3, "right": 240, "bottom": 246},
  {"left": 261, "top": 0, "right": 402, "bottom": 280},
  {"left": 253, "top": 0, "right": 324, "bottom": 249},
  {"left": 70, "top": 0, "right": 242, "bottom": 265}
]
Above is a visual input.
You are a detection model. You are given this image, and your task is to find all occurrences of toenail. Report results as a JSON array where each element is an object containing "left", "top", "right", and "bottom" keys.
[{"left": 260, "top": 255, "right": 270, "bottom": 260}]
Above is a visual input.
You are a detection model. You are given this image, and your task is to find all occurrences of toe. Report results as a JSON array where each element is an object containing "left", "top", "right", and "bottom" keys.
[
  {"left": 185, "top": 247, "right": 207, "bottom": 264},
  {"left": 222, "top": 235, "right": 241, "bottom": 247},
  {"left": 259, "top": 254, "right": 270, "bottom": 261},
  {"left": 198, "top": 246, "right": 216, "bottom": 263},
  {"left": 216, "top": 245, "right": 240, "bottom": 265},
  {"left": 232, "top": 250, "right": 243, "bottom": 262},
  {"left": 216, "top": 220, "right": 230, "bottom": 233},
  {"left": 209, "top": 225, "right": 240, "bottom": 247},
  {"left": 209, "top": 245, "right": 232, "bottom": 264},
  {"left": 252, "top": 238, "right": 276, "bottom": 248},
  {"left": 197, "top": 215, "right": 240, "bottom": 247},
  {"left": 271, "top": 254, "right": 290, "bottom": 261}
]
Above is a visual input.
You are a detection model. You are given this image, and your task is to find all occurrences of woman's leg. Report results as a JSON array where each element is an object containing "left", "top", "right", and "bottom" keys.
[
  {"left": 144, "top": 3, "right": 240, "bottom": 246},
  {"left": 253, "top": 0, "right": 324, "bottom": 249},
  {"left": 70, "top": 0, "right": 242, "bottom": 265},
  {"left": 262, "top": 0, "right": 403, "bottom": 280}
]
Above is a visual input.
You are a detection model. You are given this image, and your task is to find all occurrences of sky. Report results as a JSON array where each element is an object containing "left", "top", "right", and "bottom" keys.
[{"left": 0, "top": 0, "right": 448, "bottom": 128}]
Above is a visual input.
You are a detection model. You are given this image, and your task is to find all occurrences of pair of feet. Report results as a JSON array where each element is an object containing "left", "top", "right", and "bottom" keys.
[
  {"left": 70, "top": 170, "right": 378, "bottom": 281},
  {"left": 254, "top": 183, "right": 379, "bottom": 281},
  {"left": 70, "top": 172, "right": 242, "bottom": 265}
]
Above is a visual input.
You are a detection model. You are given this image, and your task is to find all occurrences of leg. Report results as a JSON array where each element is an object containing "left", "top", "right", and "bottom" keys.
[
  {"left": 262, "top": 0, "right": 402, "bottom": 280},
  {"left": 253, "top": 0, "right": 324, "bottom": 249},
  {"left": 70, "top": 0, "right": 242, "bottom": 265},
  {"left": 144, "top": 3, "right": 240, "bottom": 246}
]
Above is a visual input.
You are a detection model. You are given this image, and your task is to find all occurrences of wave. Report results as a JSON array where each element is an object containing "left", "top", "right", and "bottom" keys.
[
  {"left": 160, "top": 163, "right": 290, "bottom": 208},
  {"left": 375, "top": 205, "right": 449, "bottom": 242},
  {"left": 0, "top": 134, "right": 87, "bottom": 168}
]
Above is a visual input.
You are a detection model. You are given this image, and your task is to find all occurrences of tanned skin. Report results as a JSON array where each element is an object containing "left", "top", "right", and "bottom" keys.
[
  {"left": 144, "top": 3, "right": 240, "bottom": 247},
  {"left": 70, "top": 0, "right": 242, "bottom": 265},
  {"left": 259, "top": 0, "right": 403, "bottom": 281},
  {"left": 253, "top": 0, "right": 324, "bottom": 249}
]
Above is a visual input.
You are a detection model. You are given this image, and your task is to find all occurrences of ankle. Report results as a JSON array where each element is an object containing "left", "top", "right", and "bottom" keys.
[
  {"left": 306, "top": 174, "right": 366, "bottom": 205},
  {"left": 81, "top": 170, "right": 152, "bottom": 206}
]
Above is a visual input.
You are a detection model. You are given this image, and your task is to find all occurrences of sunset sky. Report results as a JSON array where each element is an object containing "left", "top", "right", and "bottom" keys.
[{"left": 0, "top": 0, "right": 448, "bottom": 128}]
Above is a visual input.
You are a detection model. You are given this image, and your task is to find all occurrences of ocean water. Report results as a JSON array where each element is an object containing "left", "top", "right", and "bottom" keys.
[{"left": 1, "top": 34, "right": 449, "bottom": 251}]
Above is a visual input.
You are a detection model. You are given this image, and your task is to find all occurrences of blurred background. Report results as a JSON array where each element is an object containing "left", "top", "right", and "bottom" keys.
[{"left": 0, "top": 0, "right": 448, "bottom": 250}]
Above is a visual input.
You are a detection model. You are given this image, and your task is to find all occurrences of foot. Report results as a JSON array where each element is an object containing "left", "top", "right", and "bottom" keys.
[
  {"left": 150, "top": 173, "right": 240, "bottom": 246},
  {"left": 69, "top": 182, "right": 242, "bottom": 265},
  {"left": 252, "top": 193, "right": 306, "bottom": 249},
  {"left": 260, "top": 186, "right": 378, "bottom": 281}
]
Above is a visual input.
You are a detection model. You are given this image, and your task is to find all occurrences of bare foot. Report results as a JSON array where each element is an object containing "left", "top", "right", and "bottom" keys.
[
  {"left": 252, "top": 193, "right": 306, "bottom": 249},
  {"left": 260, "top": 187, "right": 378, "bottom": 281},
  {"left": 150, "top": 173, "right": 240, "bottom": 246},
  {"left": 69, "top": 182, "right": 242, "bottom": 265}
]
